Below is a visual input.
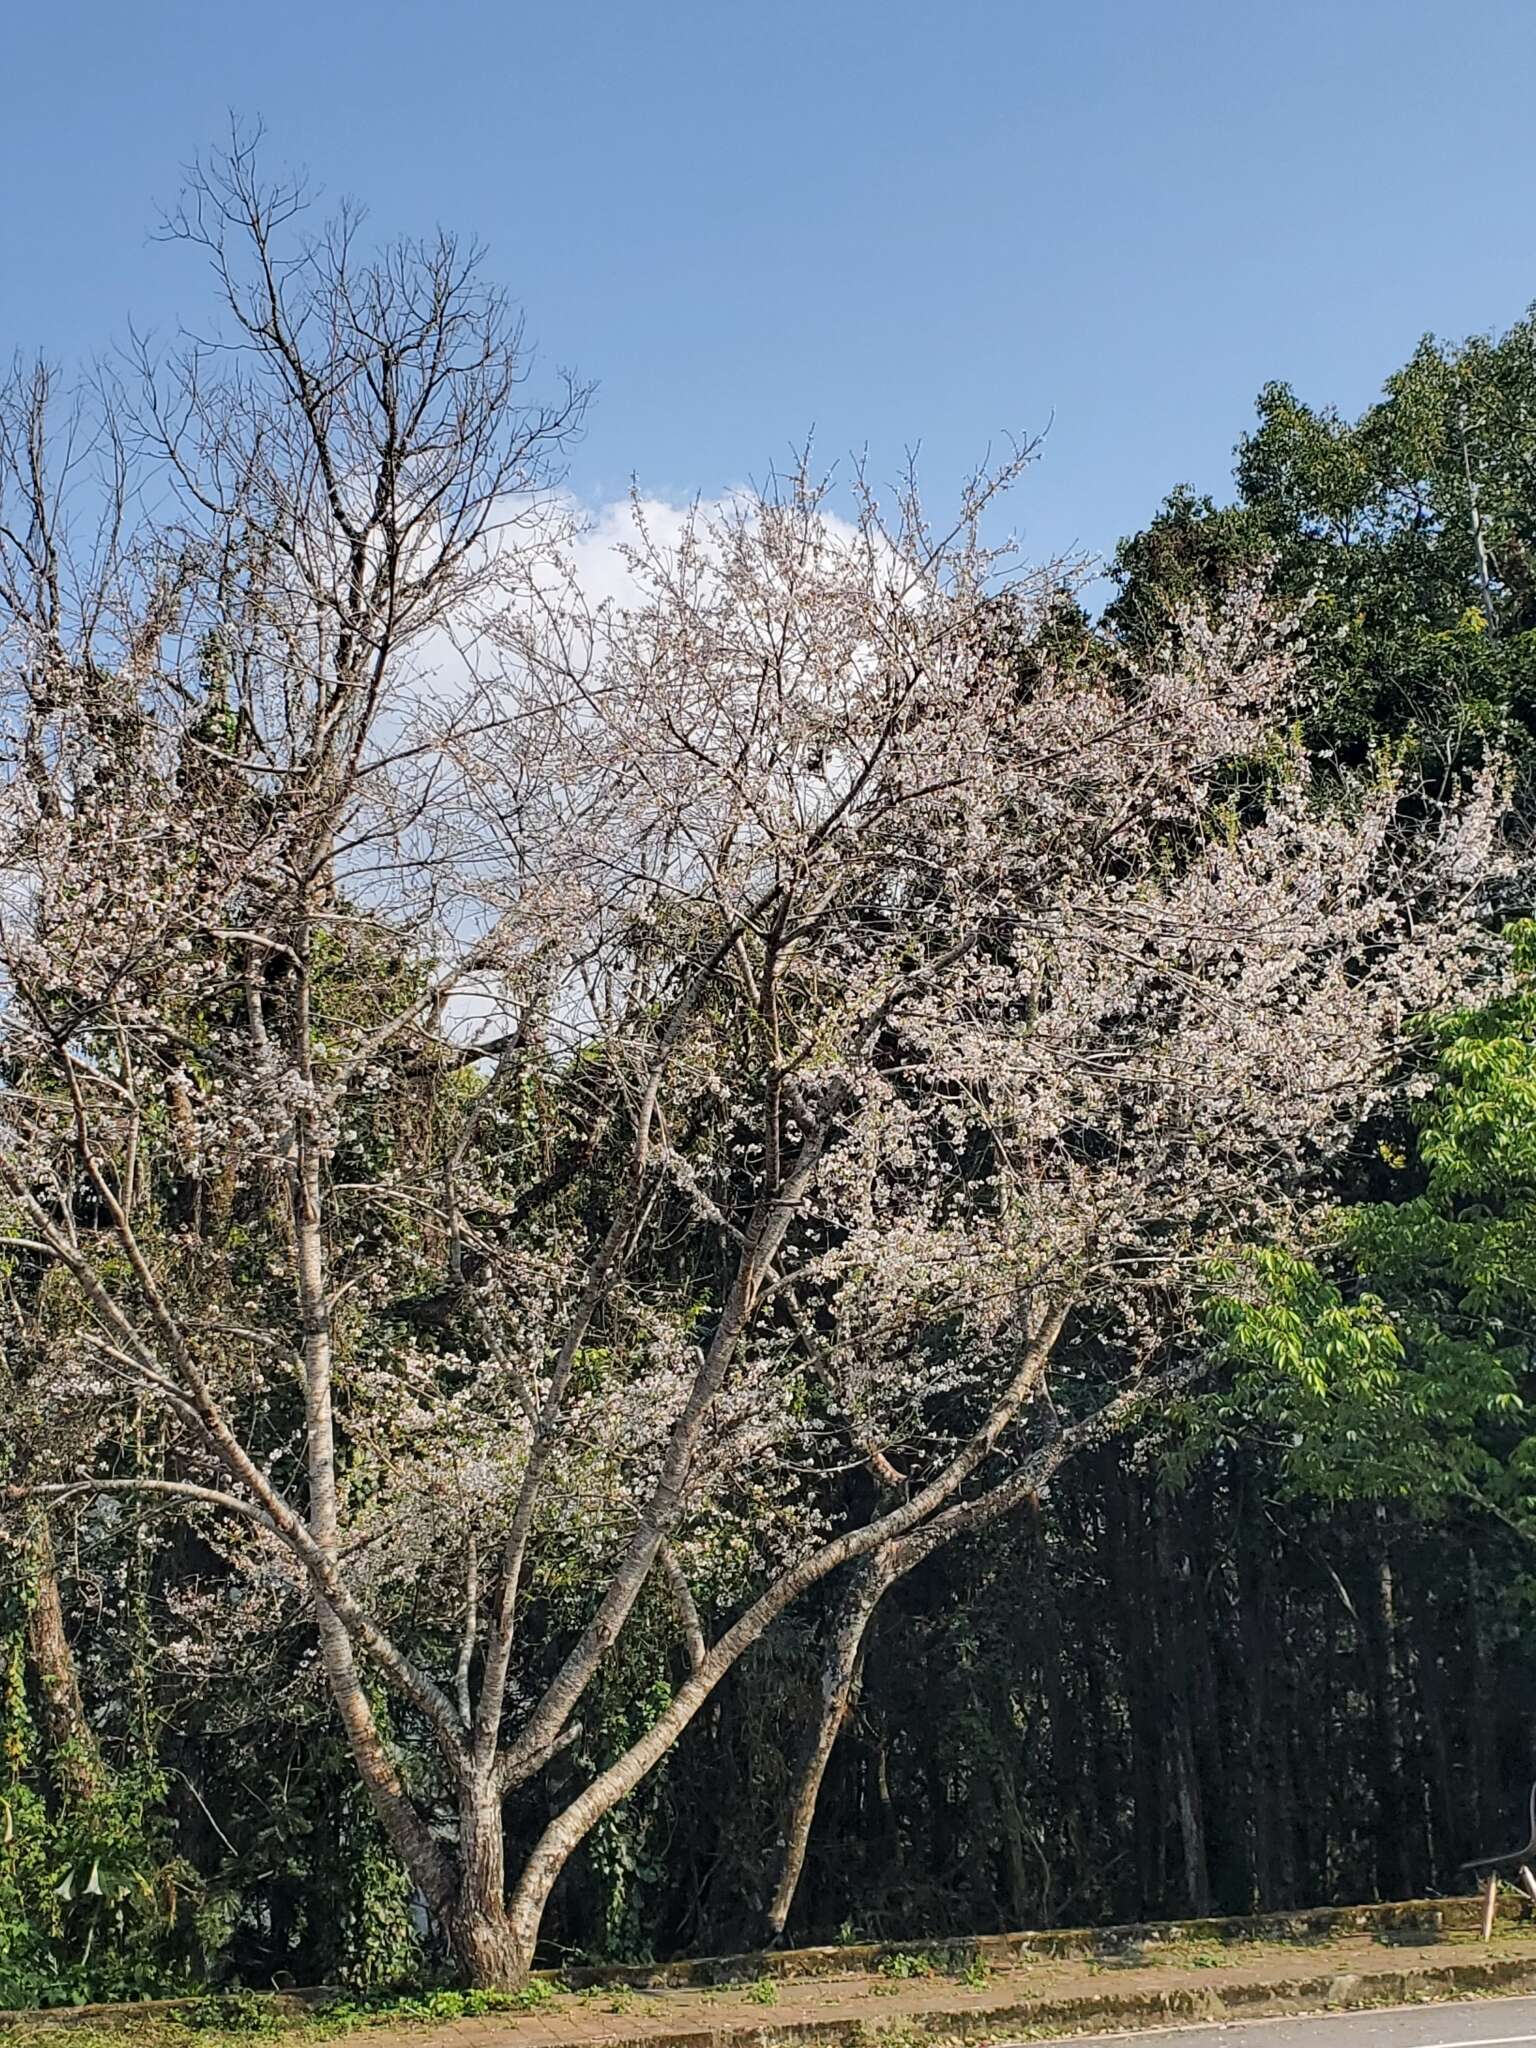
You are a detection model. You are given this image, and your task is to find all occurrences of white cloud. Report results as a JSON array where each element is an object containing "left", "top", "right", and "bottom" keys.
[{"left": 554, "top": 487, "right": 867, "bottom": 614}]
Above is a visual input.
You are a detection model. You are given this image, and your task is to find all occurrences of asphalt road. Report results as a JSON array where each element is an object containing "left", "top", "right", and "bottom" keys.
[{"left": 1050, "top": 1996, "right": 1536, "bottom": 2048}]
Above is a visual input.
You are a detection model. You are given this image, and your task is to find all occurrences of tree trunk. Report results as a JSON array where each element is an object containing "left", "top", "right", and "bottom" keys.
[
  {"left": 447, "top": 1787, "right": 527, "bottom": 1988},
  {"left": 1362, "top": 1514, "right": 1406, "bottom": 1899},
  {"left": 504, "top": 1826, "right": 581, "bottom": 1987},
  {"left": 984, "top": 1671, "right": 1033, "bottom": 1929},
  {"left": 1154, "top": 1498, "right": 1211, "bottom": 1914},
  {"left": 1467, "top": 1551, "right": 1494, "bottom": 1842},
  {"left": 760, "top": 1553, "right": 891, "bottom": 1945},
  {"left": 23, "top": 1512, "right": 108, "bottom": 1808},
  {"left": 288, "top": 1037, "right": 462, "bottom": 1938}
]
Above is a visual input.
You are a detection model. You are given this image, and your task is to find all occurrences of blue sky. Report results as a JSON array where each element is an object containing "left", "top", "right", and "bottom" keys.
[{"left": 5, "top": 0, "right": 1535, "bottom": 583}]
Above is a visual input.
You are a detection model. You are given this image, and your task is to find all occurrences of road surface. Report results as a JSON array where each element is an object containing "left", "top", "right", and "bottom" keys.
[{"left": 1047, "top": 1995, "right": 1536, "bottom": 2048}]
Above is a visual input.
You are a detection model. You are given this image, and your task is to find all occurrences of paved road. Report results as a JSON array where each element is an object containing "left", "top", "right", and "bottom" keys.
[{"left": 1048, "top": 1994, "right": 1536, "bottom": 2048}]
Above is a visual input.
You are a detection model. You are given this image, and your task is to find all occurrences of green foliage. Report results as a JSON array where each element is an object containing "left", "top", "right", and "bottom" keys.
[
  {"left": 869, "top": 1944, "right": 986, "bottom": 1983},
  {"left": 0, "top": 1564, "right": 202, "bottom": 2008},
  {"left": 876, "top": 1949, "right": 936, "bottom": 1980},
  {"left": 0, "top": 1765, "right": 198, "bottom": 2005},
  {"left": 1194, "top": 925, "right": 1536, "bottom": 1515},
  {"left": 578, "top": 1661, "right": 673, "bottom": 1963},
  {"left": 1109, "top": 311, "right": 1536, "bottom": 770},
  {"left": 317, "top": 1979, "right": 557, "bottom": 2025},
  {"left": 184, "top": 1992, "right": 283, "bottom": 2034},
  {"left": 324, "top": 1783, "right": 425, "bottom": 1994}
]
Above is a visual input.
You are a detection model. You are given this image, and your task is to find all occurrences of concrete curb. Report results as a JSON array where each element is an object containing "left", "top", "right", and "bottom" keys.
[
  {"left": 560, "top": 1899, "right": 1506, "bottom": 1990},
  {"left": 7, "top": 1897, "right": 1534, "bottom": 2033},
  {"left": 0, "top": 1995, "right": 333, "bottom": 2032},
  {"left": 563, "top": 1953, "right": 1536, "bottom": 2048}
]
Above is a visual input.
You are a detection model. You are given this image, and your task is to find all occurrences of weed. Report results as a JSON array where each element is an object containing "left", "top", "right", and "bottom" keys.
[
  {"left": 186, "top": 1994, "right": 283, "bottom": 2035},
  {"left": 314, "top": 1978, "right": 557, "bottom": 2030},
  {"left": 1149, "top": 1941, "right": 1228, "bottom": 1972},
  {"left": 577, "top": 1985, "right": 638, "bottom": 2015},
  {"left": 877, "top": 1951, "right": 935, "bottom": 1982}
]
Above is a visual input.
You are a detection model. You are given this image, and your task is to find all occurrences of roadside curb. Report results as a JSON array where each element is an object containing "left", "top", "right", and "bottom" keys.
[
  {"left": 8, "top": 1898, "right": 1536, "bottom": 2037},
  {"left": 548, "top": 1954, "right": 1536, "bottom": 2048},
  {"left": 561, "top": 1900, "right": 1504, "bottom": 1991}
]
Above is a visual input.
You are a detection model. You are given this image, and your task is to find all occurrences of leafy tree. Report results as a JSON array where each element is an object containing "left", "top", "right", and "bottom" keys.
[
  {"left": 1197, "top": 922, "right": 1536, "bottom": 1520},
  {"left": 1109, "top": 315, "right": 1536, "bottom": 773}
]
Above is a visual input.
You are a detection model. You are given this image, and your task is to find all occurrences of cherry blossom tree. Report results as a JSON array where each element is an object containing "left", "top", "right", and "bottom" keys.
[{"left": 0, "top": 136, "right": 1513, "bottom": 1984}]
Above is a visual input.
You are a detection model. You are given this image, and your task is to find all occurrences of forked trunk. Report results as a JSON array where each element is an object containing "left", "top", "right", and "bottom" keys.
[{"left": 448, "top": 1899, "right": 529, "bottom": 1991}]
